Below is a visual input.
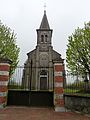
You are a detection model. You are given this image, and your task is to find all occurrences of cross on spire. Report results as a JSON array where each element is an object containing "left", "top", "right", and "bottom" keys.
[
  {"left": 44, "top": 3, "right": 46, "bottom": 11},
  {"left": 44, "top": 3, "right": 46, "bottom": 14},
  {"left": 39, "top": 4, "right": 50, "bottom": 29}
]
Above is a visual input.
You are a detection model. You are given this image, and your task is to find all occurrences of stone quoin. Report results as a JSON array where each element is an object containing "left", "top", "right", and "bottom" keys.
[{"left": 0, "top": 58, "right": 11, "bottom": 108}]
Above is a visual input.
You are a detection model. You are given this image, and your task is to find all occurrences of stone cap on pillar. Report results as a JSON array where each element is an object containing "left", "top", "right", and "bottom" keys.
[
  {"left": 53, "top": 60, "right": 64, "bottom": 64},
  {"left": 0, "top": 58, "right": 12, "bottom": 64}
]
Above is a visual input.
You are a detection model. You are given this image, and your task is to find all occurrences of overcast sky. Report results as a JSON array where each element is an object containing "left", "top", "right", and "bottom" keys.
[{"left": 0, "top": 0, "right": 90, "bottom": 65}]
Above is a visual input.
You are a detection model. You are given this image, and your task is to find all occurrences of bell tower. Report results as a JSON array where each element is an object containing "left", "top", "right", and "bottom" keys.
[
  {"left": 36, "top": 10, "right": 53, "bottom": 51},
  {"left": 35, "top": 10, "right": 53, "bottom": 90}
]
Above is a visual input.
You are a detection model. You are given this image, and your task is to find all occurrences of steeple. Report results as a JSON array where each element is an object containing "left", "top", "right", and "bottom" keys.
[
  {"left": 39, "top": 10, "right": 50, "bottom": 29},
  {"left": 36, "top": 10, "right": 53, "bottom": 48}
]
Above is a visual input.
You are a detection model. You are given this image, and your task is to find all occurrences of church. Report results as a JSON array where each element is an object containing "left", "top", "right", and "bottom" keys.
[{"left": 22, "top": 10, "right": 64, "bottom": 91}]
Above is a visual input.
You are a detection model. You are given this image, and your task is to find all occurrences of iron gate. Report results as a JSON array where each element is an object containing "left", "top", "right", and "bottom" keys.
[
  {"left": 7, "top": 90, "right": 53, "bottom": 107},
  {"left": 7, "top": 66, "right": 53, "bottom": 107}
]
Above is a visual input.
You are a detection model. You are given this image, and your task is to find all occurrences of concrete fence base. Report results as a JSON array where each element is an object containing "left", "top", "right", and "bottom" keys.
[{"left": 65, "top": 94, "right": 90, "bottom": 114}]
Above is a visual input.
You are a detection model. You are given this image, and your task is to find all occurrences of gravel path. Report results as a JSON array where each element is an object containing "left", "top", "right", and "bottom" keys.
[{"left": 0, "top": 107, "right": 90, "bottom": 120}]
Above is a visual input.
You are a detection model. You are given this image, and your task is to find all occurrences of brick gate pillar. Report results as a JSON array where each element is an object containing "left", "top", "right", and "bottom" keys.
[
  {"left": 0, "top": 58, "right": 11, "bottom": 108},
  {"left": 54, "top": 62, "right": 65, "bottom": 112}
]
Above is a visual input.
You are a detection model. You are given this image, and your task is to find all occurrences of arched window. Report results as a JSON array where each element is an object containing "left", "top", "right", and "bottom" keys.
[
  {"left": 45, "top": 35, "right": 48, "bottom": 42},
  {"left": 41, "top": 35, "right": 44, "bottom": 42}
]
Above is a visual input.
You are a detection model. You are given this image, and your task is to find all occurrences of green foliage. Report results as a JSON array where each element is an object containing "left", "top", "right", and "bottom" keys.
[
  {"left": 66, "top": 21, "right": 90, "bottom": 76},
  {"left": 0, "top": 20, "right": 20, "bottom": 75}
]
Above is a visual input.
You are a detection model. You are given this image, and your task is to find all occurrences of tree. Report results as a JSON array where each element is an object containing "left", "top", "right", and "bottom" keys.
[
  {"left": 66, "top": 21, "right": 90, "bottom": 80},
  {"left": 0, "top": 20, "right": 20, "bottom": 75}
]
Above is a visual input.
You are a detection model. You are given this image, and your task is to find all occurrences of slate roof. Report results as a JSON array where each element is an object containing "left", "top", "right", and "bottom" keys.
[{"left": 39, "top": 10, "right": 50, "bottom": 30}]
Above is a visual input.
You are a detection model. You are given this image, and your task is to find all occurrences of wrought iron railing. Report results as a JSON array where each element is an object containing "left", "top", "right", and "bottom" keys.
[
  {"left": 64, "top": 73, "right": 90, "bottom": 97},
  {"left": 8, "top": 66, "right": 25, "bottom": 90}
]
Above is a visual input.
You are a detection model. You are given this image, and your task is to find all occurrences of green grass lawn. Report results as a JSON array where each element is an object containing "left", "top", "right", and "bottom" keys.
[{"left": 64, "top": 88, "right": 90, "bottom": 97}]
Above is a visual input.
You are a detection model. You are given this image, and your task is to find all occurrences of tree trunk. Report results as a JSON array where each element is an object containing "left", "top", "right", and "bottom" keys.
[{"left": 88, "top": 71, "right": 90, "bottom": 81}]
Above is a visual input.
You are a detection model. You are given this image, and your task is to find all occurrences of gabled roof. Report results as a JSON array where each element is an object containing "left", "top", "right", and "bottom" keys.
[{"left": 39, "top": 10, "right": 50, "bottom": 29}]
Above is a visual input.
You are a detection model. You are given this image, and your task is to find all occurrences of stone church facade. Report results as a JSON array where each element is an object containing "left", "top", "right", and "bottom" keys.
[{"left": 22, "top": 10, "right": 64, "bottom": 91}]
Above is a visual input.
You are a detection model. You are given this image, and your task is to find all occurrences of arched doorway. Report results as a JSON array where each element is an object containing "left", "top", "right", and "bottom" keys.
[{"left": 40, "top": 70, "right": 48, "bottom": 90}]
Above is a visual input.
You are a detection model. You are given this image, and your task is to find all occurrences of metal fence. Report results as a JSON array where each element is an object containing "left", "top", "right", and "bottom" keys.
[
  {"left": 8, "top": 66, "right": 24, "bottom": 90},
  {"left": 65, "top": 73, "right": 90, "bottom": 97},
  {"left": 8, "top": 66, "right": 53, "bottom": 90},
  {"left": 8, "top": 66, "right": 90, "bottom": 97}
]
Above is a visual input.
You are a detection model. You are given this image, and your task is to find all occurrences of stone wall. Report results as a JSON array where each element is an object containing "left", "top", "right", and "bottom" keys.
[{"left": 65, "top": 94, "right": 90, "bottom": 114}]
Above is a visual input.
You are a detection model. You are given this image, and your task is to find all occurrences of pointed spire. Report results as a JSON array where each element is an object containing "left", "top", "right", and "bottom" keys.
[{"left": 39, "top": 10, "right": 50, "bottom": 29}]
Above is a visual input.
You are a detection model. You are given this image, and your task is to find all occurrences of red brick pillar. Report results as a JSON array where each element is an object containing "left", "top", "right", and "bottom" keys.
[
  {"left": 54, "top": 62, "right": 65, "bottom": 112},
  {"left": 0, "top": 58, "right": 11, "bottom": 108}
]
